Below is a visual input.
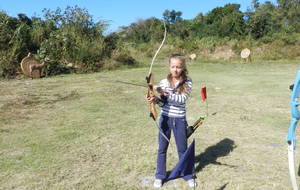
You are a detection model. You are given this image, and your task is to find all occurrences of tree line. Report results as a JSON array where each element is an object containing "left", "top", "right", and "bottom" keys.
[{"left": 0, "top": 0, "right": 300, "bottom": 78}]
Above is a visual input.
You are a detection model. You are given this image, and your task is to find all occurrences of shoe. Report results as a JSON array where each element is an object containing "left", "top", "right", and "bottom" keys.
[
  {"left": 153, "top": 179, "right": 162, "bottom": 188},
  {"left": 187, "top": 179, "right": 197, "bottom": 188}
]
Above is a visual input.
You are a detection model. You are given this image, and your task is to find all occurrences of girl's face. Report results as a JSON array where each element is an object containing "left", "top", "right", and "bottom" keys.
[{"left": 169, "top": 58, "right": 184, "bottom": 79}]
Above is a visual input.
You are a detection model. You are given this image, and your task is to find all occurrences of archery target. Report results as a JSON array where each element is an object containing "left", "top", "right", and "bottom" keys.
[
  {"left": 240, "top": 48, "right": 251, "bottom": 59},
  {"left": 20, "top": 55, "right": 42, "bottom": 78}
]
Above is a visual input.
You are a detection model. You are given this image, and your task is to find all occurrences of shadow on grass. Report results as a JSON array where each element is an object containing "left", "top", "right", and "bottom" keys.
[{"left": 195, "top": 138, "right": 237, "bottom": 172}]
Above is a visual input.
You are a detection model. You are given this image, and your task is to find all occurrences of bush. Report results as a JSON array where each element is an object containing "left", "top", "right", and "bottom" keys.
[
  {"left": 196, "top": 36, "right": 227, "bottom": 52},
  {"left": 0, "top": 54, "right": 19, "bottom": 78},
  {"left": 112, "top": 49, "right": 137, "bottom": 66}
]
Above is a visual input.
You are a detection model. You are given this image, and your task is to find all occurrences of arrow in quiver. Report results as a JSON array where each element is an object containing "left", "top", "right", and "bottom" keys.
[{"left": 187, "top": 116, "right": 205, "bottom": 138}]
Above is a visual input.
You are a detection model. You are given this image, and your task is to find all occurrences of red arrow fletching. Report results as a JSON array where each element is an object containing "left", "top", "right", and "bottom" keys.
[{"left": 201, "top": 87, "right": 207, "bottom": 101}]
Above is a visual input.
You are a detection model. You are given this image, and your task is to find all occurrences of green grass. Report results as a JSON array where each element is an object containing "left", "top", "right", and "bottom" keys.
[{"left": 0, "top": 61, "right": 299, "bottom": 189}]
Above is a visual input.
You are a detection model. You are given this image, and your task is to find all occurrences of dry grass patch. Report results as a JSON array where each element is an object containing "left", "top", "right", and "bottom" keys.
[{"left": 0, "top": 61, "right": 299, "bottom": 189}]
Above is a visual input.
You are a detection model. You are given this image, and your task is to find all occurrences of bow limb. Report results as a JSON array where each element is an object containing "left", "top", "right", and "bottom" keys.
[
  {"left": 146, "top": 19, "right": 166, "bottom": 121},
  {"left": 287, "top": 69, "right": 300, "bottom": 190},
  {"left": 288, "top": 131, "right": 298, "bottom": 190},
  {"left": 145, "top": 20, "right": 169, "bottom": 143},
  {"left": 148, "top": 20, "right": 167, "bottom": 75}
]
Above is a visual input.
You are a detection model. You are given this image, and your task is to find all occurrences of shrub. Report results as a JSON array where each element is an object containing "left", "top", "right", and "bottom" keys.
[
  {"left": 112, "top": 48, "right": 137, "bottom": 66},
  {"left": 0, "top": 54, "right": 19, "bottom": 78}
]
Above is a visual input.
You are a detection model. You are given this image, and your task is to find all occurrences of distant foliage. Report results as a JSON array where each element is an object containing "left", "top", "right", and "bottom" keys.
[
  {"left": 120, "top": 1, "right": 300, "bottom": 61},
  {"left": 0, "top": 6, "right": 135, "bottom": 78},
  {"left": 119, "top": 17, "right": 165, "bottom": 43},
  {"left": 202, "top": 4, "right": 246, "bottom": 38},
  {"left": 163, "top": 10, "right": 182, "bottom": 24},
  {"left": 1, "top": 1, "right": 300, "bottom": 78}
]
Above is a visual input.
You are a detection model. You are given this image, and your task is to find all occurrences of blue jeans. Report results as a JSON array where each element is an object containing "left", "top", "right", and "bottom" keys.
[{"left": 155, "top": 115, "right": 193, "bottom": 180}]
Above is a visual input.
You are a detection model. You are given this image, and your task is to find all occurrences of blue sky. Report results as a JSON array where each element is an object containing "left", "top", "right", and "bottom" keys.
[{"left": 0, "top": 0, "right": 277, "bottom": 33}]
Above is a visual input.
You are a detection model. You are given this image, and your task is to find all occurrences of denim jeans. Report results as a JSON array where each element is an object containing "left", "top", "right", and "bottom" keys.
[{"left": 155, "top": 115, "right": 193, "bottom": 180}]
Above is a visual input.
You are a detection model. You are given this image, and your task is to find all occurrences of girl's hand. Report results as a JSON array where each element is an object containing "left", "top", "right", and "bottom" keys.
[
  {"left": 154, "top": 86, "right": 169, "bottom": 96},
  {"left": 154, "top": 86, "right": 163, "bottom": 94},
  {"left": 145, "top": 94, "right": 157, "bottom": 103}
]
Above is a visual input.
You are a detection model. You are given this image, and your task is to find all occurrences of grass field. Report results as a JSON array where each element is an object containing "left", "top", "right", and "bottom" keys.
[{"left": 1, "top": 60, "right": 300, "bottom": 190}]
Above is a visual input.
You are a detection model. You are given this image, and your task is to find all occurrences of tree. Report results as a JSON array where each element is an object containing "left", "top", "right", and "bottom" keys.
[
  {"left": 202, "top": 4, "right": 246, "bottom": 38},
  {"left": 120, "top": 17, "right": 164, "bottom": 43},
  {"left": 163, "top": 9, "right": 182, "bottom": 24},
  {"left": 252, "top": 0, "right": 260, "bottom": 10},
  {"left": 277, "top": 0, "right": 300, "bottom": 32},
  {"left": 248, "top": 1, "right": 280, "bottom": 38}
]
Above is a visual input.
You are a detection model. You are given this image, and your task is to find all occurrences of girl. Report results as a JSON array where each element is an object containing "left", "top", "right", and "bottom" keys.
[{"left": 147, "top": 54, "right": 196, "bottom": 188}]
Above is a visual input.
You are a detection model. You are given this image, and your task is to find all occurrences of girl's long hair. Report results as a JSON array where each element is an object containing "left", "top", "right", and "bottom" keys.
[{"left": 167, "top": 54, "right": 188, "bottom": 94}]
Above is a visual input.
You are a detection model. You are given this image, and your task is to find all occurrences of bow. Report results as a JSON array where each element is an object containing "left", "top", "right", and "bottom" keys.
[
  {"left": 146, "top": 73, "right": 158, "bottom": 121},
  {"left": 146, "top": 20, "right": 169, "bottom": 142},
  {"left": 287, "top": 69, "right": 300, "bottom": 190}
]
